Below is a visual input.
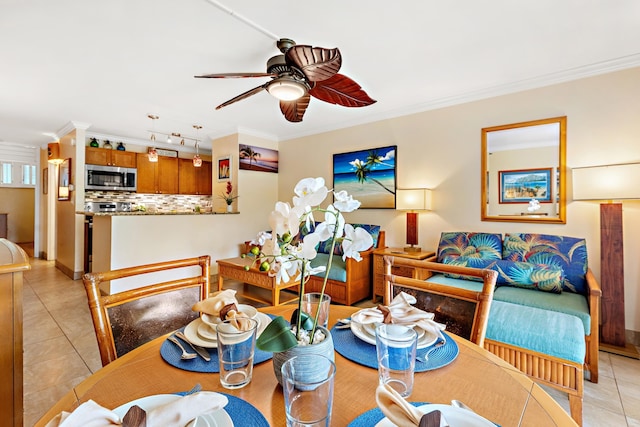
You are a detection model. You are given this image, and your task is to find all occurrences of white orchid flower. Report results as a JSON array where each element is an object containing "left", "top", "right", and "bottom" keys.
[
  {"left": 271, "top": 255, "right": 300, "bottom": 284},
  {"left": 293, "top": 177, "right": 329, "bottom": 208},
  {"left": 333, "top": 190, "right": 361, "bottom": 212},
  {"left": 313, "top": 205, "right": 345, "bottom": 242},
  {"left": 300, "top": 233, "right": 320, "bottom": 260},
  {"left": 269, "top": 201, "right": 301, "bottom": 238},
  {"left": 342, "top": 224, "right": 374, "bottom": 261},
  {"left": 300, "top": 259, "right": 326, "bottom": 279},
  {"left": 251, "top": 231, "right": 272, "bottom": 246}
]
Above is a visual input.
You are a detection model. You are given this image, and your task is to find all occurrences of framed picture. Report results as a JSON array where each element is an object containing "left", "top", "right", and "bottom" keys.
[
  {"left": 217, "top": 156, "right": 231, "bottom": 181},
  {"left": 43, "top": 168, "right": 48, "bottom": 194},
  {"left": 498, "top": 168, "right": 552, "bottom": 204},
  {"left": 333, "top": 145, "right": 397, "bottom": 209},
  {"left": 58, "top": 158, "right": 71, "bottom": 201},
  {"left": 239, "top": 144, "right": 279, "bottom": 173}
]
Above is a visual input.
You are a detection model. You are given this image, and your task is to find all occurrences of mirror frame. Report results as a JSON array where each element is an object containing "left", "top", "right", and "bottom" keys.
[{"left": 481, "top": 116, "right": 566, "bottom": 224}]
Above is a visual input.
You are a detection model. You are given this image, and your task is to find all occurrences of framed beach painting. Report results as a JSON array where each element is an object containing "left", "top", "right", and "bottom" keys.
[
  {"left": 217, "top": 156, "right": 231, "bottom": 181},
  {"left": 333, "top": 145, "right": 397, "bottom": 209},
  {"left": 498, "top": 167, "right": 552, "bottom": 203},
  {"left": 239, "top": 144, "right": 279, "bottom": 173}
]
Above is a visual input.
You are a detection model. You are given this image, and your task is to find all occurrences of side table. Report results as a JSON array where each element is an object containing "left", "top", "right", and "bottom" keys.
[{"left": 372, "top": 248, "right": 435, "bottom": 302}]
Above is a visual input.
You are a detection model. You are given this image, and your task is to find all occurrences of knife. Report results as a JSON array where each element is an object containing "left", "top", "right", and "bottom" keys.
[{"left": 175, "top": 331, "right": 211, "bottom": 362}]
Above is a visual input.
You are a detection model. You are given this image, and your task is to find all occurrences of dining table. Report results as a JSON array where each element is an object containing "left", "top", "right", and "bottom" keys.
[{"left": 36, "top": 305, "right": 578, "bottom": 427}]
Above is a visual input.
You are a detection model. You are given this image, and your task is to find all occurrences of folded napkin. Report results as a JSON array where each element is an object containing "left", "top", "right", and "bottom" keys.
[
  {"left": 351, "top": 292, "right": 446, "bottom": 339},
  {"left": 45, "top": 391, "right": 228, "bottom": 427},
  {"left": 376, "top": 384, "right": 449, "bottom": 427},
  {"left": 192, "top": 289, "right": 239, "bottom": 316}
]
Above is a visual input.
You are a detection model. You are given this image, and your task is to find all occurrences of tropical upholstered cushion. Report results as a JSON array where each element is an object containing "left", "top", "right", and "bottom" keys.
[
  {"left": 309, "top": 253, "right": 347, "bottom": 282},
  {"left": 436, "top": 232, "right": 502, "bottom": 262},
  {"left": 316, "top": 223, "right": 381, "bottom": 256},
  {"left": 502, "top": 233, "right": 588, "bottom": 294},
  {"left": 442, "top": 256, "right": 564, "bottom": 293}
]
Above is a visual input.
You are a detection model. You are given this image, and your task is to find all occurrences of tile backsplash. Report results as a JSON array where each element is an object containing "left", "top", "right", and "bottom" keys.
[{"left": 85, "top": 191, "right": 212, "bottom": 212}]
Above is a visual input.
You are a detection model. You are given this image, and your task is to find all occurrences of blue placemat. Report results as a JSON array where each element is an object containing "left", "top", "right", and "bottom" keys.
[
  {"left": 161, "top": 316, "right": 275, "bottom": 373},
  {"left": 347, "top": 402, "right": 427, "bottom": 426},
  {"left": 222, "top": 393, "right": 269, "bottom": 426},
  {"left": 331, "top": 323, "right": 458, "bottom": 372}
]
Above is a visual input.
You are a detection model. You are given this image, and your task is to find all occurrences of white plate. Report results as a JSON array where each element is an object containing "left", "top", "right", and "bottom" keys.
[
  {"left": 374, "top": 403, "right": 494, "bottom": 427},
  {"left": 185, "top": 312, "right": 271, "bottom": 348},
  {"left": 198, "top": 313, "right": 263, "bottom": 340},
  {"left": 350, "top": 320, "right": 438, "bottom": 349},
  {"left": 362, "top": 322, "right": 426, "bottom": 341},
  {"left": 113, "top": 394, "right": 233, "bottom": 427}
]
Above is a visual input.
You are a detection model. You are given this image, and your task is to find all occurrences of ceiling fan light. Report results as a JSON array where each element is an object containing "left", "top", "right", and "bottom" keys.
[{"left": 267, "top": 79, "right": 306, "bottom": 101}]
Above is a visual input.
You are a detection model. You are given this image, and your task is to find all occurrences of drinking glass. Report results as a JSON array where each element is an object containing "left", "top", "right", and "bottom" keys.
[
  {"left": 375, "top": 324, "right": 418, "bottom": 397},
  {"left": 216, "top": 318, "right": 258, "bottom": 389},
  {"left": 301, "top": 293, "right": 331, "bottom": 328},
  {"left": 281, "top": 354, "right": 336, "bottom": 427}
]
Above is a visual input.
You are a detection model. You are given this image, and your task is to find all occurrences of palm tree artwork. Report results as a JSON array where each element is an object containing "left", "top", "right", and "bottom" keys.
[
  {"left": 238, "top": 144, "right": 279, "bottom": 173},
  {"left": 333, "top": 145, "right": 397, "bottom": 209}
]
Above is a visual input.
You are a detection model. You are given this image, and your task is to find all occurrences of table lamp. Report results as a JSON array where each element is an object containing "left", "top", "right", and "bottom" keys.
[
  {"left": 573, "top": 162, "right": 640, "bottom": 359},
  {"left": 396, "top": 188, "right": 432, "bottom": 253}
]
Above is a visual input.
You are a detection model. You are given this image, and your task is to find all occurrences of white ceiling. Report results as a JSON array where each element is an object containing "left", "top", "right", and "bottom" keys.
[{"left": 1, "top": 0, "right": 639, "bottom": 150}]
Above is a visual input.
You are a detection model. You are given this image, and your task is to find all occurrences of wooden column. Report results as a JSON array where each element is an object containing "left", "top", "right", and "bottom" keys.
[{"left": 599, "top": 203, "right": 639, "bottom": 358}]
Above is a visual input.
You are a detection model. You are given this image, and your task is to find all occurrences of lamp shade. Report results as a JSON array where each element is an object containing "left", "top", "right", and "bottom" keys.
[
  {"left": 573, "top": 163, "right": 640, "bottom": 200},
  {"left": 396, "top": 188, "right": 432, "bottom": 210}
]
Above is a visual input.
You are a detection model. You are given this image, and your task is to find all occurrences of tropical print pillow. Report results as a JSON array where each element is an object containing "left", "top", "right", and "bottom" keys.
[
  {"left": 502, "top": 233, "right": 588, "bottom": 294},
  {"left": 442, "top": 256, "right": 564, "bottom": 293},
  {"left": 437, "top": 232, "right": 502, "bottom": 262}
]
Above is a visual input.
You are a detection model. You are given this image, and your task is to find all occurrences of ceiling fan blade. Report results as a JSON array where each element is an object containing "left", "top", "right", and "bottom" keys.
[
  {"left": 279, "top": 94, "right": 311, "bottom": 122},
  {"left": 285, "top": 45, "right": 341, "bottom": 82},
  {"left": 195, "top": 72, "right": 276, "bottom": 78},
  {"left": 216, "top": 83, "right": 268, "bottom": 110},
  {"left": 309, "top": 74, "right": 376, "bottom": 107}
]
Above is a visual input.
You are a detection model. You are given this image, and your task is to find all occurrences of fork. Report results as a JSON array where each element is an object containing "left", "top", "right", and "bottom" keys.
[{"left": 416, "top": 339, "right": 445, "bottom": 363}]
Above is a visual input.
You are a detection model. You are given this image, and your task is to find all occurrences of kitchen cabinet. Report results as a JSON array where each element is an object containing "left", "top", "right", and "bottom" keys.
[
  {"left": 136, "top": 154, "right": 178, "bottom": 194},
  {"left": 178, "top": 159, "right": 212, "bottom": 195},
  {"left": 86, "top": 147, "right": 136, "bottom": 168},
  {"left": 0, "top": 239, "right": 30, "bottom": 427}
]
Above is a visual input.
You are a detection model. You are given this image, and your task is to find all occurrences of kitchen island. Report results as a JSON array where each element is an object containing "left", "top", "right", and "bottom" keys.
[{"left": 77, "top": 210, "right": 244, "bottom": 294}]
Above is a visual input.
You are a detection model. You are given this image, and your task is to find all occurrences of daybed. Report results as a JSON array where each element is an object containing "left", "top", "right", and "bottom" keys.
[{"left": 384, "top": 231, "right": 601, "bottom": 426}]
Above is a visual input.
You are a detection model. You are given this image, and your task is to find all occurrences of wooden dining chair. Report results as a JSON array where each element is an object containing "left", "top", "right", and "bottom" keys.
[
  {"left": 383, "top": 256, "right": 497, "bottom": 346},
  {"left": 83, "top": 255, "right": 211, "bottom": 366}
]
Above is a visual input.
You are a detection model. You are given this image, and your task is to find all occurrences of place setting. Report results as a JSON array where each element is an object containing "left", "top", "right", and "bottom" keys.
[
  {"left": 159, "top": 290, "right": 274, "bottom": 374},
  {"left": 331, "top": 292, "right": 459, "bottom": 372}
]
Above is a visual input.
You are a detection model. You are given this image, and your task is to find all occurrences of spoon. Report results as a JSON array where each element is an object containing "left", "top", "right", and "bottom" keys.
[
  {"left": 416, "top": 339, "right": 445, "bottom": 363},
  {"left": 168, "top": 336, "right": 197, "bottom": 360},
  {"left": 451, "top": 400, "right": 476, "bottom": 413}
]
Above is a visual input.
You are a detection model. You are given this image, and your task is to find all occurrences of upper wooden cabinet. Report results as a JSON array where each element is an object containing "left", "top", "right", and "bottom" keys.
[
  {"left": 178, "top": 159, "right": 212, "bottom": 195},
  {"left": 86, "top": 147, "right": 136, "bottom": 168},
  {"left": 136, "top": 154, "right": 179, "bottom": 194}
]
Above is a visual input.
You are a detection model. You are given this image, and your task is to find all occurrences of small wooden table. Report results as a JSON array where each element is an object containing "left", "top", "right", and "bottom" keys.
[
  {"left": 373, "top": 248, "right": 435, "bottom": 302},
  {"left": 216, "top": 257, "right": 299, "bottom": 306}
]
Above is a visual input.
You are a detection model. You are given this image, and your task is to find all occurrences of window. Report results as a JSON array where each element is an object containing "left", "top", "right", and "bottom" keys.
[{"left": 0, "top": 161, "right": 37, "bottom": 188}]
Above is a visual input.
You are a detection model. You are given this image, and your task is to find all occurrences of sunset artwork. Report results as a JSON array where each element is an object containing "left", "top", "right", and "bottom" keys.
[{"left": 239, "top": 145, "right": 279, "bottom": 173}]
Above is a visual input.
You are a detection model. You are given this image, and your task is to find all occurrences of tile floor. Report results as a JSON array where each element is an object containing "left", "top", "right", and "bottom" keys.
[{"left": 21, "top": 256, "right": 640, "bottom": 426}]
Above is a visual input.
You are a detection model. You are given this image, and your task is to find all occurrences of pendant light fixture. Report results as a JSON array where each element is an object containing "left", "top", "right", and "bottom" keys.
[
  {"left": 193, "top": 125, "right": 203, "bottom": 167},
  {"left": 148, "top": 114, "right": 159, "bottom": 162}
]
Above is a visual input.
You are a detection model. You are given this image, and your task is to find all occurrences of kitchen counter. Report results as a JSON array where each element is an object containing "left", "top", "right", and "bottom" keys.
[{"left": 76, "top": 210, "right": 238, "bottom": 216}]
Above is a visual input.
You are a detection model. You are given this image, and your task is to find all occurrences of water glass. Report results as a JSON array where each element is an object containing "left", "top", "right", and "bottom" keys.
[
  {"left": 301, "top": 293, "right": 331, "bottom": 328},
  {"left": 281, "top": 354, "right": 336, "bottom": 427},
  {"left": 216, "top": 318, "right": 258, "bottom": 389},
  {"left": 375, "top": 324, "right": 418, "bottom": 397}
]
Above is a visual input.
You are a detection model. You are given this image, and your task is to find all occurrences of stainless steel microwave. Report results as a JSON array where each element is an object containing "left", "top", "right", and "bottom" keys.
[{"left": 85, "top": 164, "right": 137, "bottom": 191}]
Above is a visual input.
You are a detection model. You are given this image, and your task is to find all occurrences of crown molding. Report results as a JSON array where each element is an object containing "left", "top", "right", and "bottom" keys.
[
  {"left": 57, "top": 121, "right": 92, "bottom": 138},
  {"left": 281, "top": 53, "right": 640, "bottom": 142}
]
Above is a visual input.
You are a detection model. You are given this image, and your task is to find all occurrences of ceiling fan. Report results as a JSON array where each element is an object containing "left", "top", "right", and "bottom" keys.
[{"left": 195, "top": 38, "right": 376, "bottom": 122}]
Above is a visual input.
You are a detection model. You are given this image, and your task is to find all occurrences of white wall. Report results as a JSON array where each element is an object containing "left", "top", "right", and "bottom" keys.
[{"left": 276, "top": 66, "right": 640, "bottom": 334}]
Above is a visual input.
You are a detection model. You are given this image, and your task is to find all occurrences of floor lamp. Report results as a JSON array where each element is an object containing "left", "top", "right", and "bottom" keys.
[
  {"left": 396, "top": 188, "right": 432, "bottom": 253},
  {"left": 573, "top": 163, "right": 640, "bottom": 359}
]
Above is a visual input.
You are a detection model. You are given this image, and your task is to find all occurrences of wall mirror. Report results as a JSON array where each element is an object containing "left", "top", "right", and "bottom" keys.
[
  {"left": 58, "top": 158, "right": 71, "bottom": 201},
  {"left": 481, "top": 116, "right": 566, "bottom": 223}
]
